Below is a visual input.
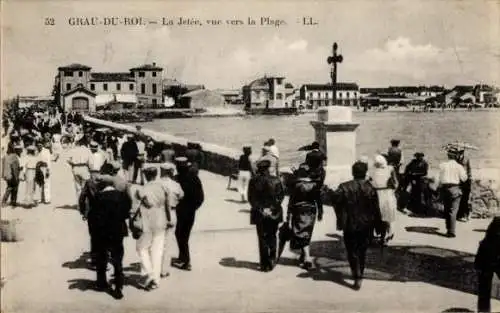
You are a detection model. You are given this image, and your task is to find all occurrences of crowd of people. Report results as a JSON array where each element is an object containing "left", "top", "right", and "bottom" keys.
[{"left": 1, "top": 107, "right": 498, "bottom": 311}]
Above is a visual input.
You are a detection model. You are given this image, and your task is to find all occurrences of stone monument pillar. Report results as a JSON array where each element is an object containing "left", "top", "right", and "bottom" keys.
[{"left": 310, "top": 106, "right": 359, "bottom": 188}]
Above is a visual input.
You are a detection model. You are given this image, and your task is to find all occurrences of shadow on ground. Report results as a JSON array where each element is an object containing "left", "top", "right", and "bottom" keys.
[
  {"left": 225, "top": 199, "right": 247, "bottom": 205},
  {"left": 62, "top": 252, "right": 94, "bottom": 270},
  {"left": 64, "top": 254, "right": 146, "bottom": 291},
  {"left": 298, "top": 237, "right": 483, "bottom": 298},
  {"left": 441, "top": 308, "right": 474, "bottom": 313},
  {"left": 219, "top": 257, "right": 260, "bottom": 271},
  {"left": 55, "top": 204, "right": 78, "bottom": 211},
  {"left": 404, "top": 226, "right": 450, "bottom": 237}
]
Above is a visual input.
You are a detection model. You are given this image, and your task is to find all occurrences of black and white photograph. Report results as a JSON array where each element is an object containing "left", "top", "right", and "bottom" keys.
[{"left": 1, "top": 0, "right": 500, "bottom": 312}]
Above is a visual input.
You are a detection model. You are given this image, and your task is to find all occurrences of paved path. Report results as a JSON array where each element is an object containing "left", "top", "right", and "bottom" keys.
[{"left": 1, "top": 149, "right": 500, "bottom": 313}]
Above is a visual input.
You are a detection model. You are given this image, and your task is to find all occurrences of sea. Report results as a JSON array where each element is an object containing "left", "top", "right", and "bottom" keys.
[{"left": 138, "top": 110, "right": 500, "bottom": 171}]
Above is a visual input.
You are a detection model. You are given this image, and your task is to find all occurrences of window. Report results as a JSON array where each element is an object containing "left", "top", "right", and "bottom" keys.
[
  {"left": 276, "top": 93, "right": 283, "bottom": 100},
  {"left": 309, "top": 92, "right": 313, "bottom": 99},
  {"left": 152, "top": 83, "right": 157, "bottom": 94},
  {"left": 152, "top": 99, "right": 157, "bottom": 105},
  {"left": 103, "top": 83, "right": 108, "bottom": 91},
  {"left": 141, "top": 83, "right": 145, "bottom": 94},
  {"left": 338, "top": 92, "right": 343, "bottom": 99},
  {"left": 276, "top": 78, "right": 283, "bottom": 85},
  {"left": 347, "top": 92, "right": 350, "bottom": 98},
  {"left": 78, "top": 71, "right": 83, "bottom": 77},
  {"left": 66, "top": 83, "right": 71, "bottom": 90},
  {"left": 129, "top": 84, "right": 134, "bottom": 91},
  {"left": 90, "top": 83, "right": 95, "bottom": 91},
  {"left": 64, "top": 71, "right": 73, "bottom": 77},
  {"left": 152, "top": 71, "right": 157, "bottom": 77},
  {"left": 139, "top": 72, "right": 145, "bottom": 78},
  {"left": 116, "top": 83, "right": 121, "bottom": 91}
]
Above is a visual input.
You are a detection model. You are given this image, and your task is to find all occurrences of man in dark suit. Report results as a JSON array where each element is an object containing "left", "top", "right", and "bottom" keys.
[
  {"left": 332, "top": 161, "right": 381, "bottom": 290},
  {"left": 172, "top": 157, "right": 205, "bottom": 271},
  {"left": 2, "top": 143, "right": 22, "bottom": 207},
  {"left": 305, "top": 141, "right": 327, "bottom": 170},
  {"left": 248, "top": 159, "right": 285, "bottom": 272},
  {"left": 475, "top": 216, "right": 500, "bottom": 312},
  {"left": 92, "top": 172, "right": 131, "bottom": 300}
]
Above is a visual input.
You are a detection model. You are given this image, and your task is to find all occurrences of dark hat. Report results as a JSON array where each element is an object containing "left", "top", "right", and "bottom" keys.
[
  {"left": 352, "top": 161, "right": 368, "bottom": 179},
  {"left": 310, "top": 141, "right": 320, "bottom": 150},
  {"left": 414, "top": 152, "right": 425, "bottom": 158},
  {"left": 256, "top": 159, "right": 271, "bottom": 169},
  {"left": 390, "top": 139, "right": 400, "bottom": 145}
]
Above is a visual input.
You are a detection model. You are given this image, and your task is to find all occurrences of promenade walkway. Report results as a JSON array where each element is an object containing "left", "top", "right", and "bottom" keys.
[{"left": 1, "top": 149, "right": 499, "bottom": 313}]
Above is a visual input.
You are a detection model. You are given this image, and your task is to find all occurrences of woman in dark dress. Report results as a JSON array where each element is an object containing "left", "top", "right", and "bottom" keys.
[{"left": 286, "top": 163, "right": 323, "bottom": 269}]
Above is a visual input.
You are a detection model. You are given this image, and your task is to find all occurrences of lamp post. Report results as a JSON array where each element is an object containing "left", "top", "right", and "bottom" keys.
[{"left": 327, "top": 42, "right": 343, "bottom": 106}]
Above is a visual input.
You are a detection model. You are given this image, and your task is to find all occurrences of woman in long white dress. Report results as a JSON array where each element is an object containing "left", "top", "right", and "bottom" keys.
[{"left": 370, "top": 154, "right": 398, "bottom": 244}]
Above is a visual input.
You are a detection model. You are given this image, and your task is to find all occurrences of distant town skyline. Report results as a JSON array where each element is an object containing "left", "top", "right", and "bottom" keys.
[{"left": 2, "top": 0, "right": 500, "bottom": 98}]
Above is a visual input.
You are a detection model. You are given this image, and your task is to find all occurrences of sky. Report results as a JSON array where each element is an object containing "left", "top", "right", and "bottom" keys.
[{"left": 1, "top": 0, "right": 500, "bottom": 98}]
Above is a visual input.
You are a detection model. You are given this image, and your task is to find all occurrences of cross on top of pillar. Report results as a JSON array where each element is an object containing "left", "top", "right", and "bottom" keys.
[{"left": 327, "top": 42, "right": 343, "bottom": 70}]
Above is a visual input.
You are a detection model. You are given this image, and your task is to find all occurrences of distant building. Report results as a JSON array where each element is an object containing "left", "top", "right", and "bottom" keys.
[
  {"left": 299, "top": 83, "right": 359, "bottom": 107},
  {"left": 474, "top": 84, "right": 498, "bottom": 104},
  {"left": 437, "top": 85, "right": 476, "bottom": 107},
  {"left": 178, "top": 89, "right": 225, "bottom": 110},
  {"left": 54, "top": 62, "right": 163, "bottom": 112},
  {"left": 242, "top": 76, "right": 295, "bottom": 109},
  {"left": 163, "top": 78, "right": 205, "bottom": 107},
  {"left": 17, "top": 96, "right": 54, "bottom": 109},
  {"left": 216, "top": 89, "right": 242, "bottom": 104},
  {"left": 359, "top": 86, "right": 445, "bottom": 98}
]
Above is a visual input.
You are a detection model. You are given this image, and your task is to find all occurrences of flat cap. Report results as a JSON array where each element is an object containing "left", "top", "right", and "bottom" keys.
[
  {"left": 414, "top": 152, "right": 425, "bottom": 157},
  {"left": 89, "top": 141, "right": 99, "bottom": 149}
]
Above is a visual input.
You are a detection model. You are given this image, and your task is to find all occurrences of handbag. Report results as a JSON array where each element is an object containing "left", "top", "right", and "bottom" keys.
[{"left": 129, "top": 199, "right": 144, "bottom": 240}]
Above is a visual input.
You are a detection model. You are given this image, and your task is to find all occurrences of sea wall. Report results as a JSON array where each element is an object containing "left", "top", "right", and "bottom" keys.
[
  {"left": 83, "top": 116, "right": 240, "bottom": 176},
  {"left": 83, "top": 116, "right": 500, "bottom": 217}
]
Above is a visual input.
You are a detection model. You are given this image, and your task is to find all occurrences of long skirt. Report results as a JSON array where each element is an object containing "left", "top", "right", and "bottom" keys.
[
  {"left": 290, "top": 202, "right": 317, "bottom": 250},
  {"left": 376, "top": 189, "right": 397, "bottom": 223}
]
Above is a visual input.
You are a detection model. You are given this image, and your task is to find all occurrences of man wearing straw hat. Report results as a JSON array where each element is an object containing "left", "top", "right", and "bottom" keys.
[{"left": 437, "top": 146, "right": 468, "bottom": 238}]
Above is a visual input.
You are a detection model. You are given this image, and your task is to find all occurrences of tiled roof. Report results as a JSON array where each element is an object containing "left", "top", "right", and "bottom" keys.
[
  {"left": 130, "top": 64, "right": 163, "bottom": 71},
  {"left": 58, "top": 63, "right": 91, "bottom": 70},
  {"left": 90, "top": 72, "right": 135, "bottom": 82},
  {"left": 302, "top": 83, "right": 359, "bottom": 91}
]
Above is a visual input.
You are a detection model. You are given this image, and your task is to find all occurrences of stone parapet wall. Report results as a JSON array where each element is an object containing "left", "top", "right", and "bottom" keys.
[
  {"left": 84, "top": 116, "right": 499, "bottom": 218},
  {"left": 83, "top": 116, "right": 240, "bottom": 176}
]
